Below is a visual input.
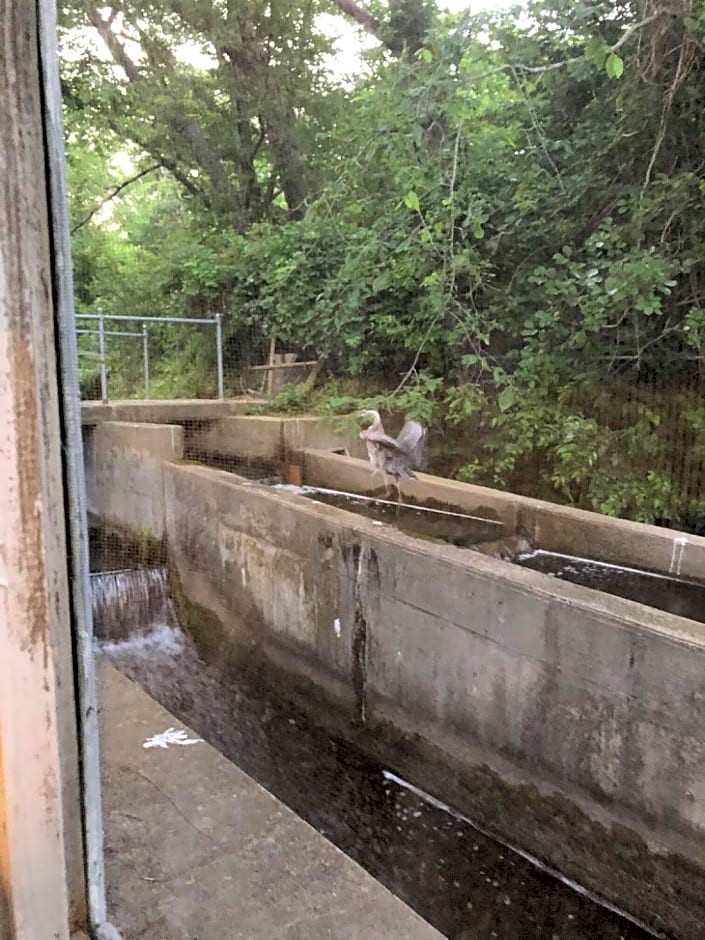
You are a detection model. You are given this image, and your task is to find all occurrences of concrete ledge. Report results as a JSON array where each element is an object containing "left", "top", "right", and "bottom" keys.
[
  {"left": 302, "top": 449, "right": 705, "bottom": 580},
  {"left": 303, "top": 448, "right": 520, "bottom": 527},
  {"left": 188, "top": 415, "right": 283, "bottom": 461},
  {"left": 85, "top": 421, "right": 184, "bottom": 540},
  {"left": 98, "top": 659, "right": 442, "bottom": 940},
  {"left": 187, "top": 415, "right": 367, "bottom": 463},
  {"left": 80, "top": 399, "right": 259, "bottom": 426}
]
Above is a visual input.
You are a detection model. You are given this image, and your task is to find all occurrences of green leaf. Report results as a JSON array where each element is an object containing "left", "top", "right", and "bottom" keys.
[
  {"left": 404, "top": 191, "right": 420, "bottom": 212},
  {"left": 498, "top": 387, "right": 516, "bottom": 412},
  {"left": 372, "top": 272, "right": 390, "bottom": 293},
  {"left": 605, "top": 53, "right": 624, "bottom": 79},
  {"left": 584, "top": 36, "right": 608, "bottom": 66},
  {"left": 416, "top": 48, "right": 433, "bottom": 63}
]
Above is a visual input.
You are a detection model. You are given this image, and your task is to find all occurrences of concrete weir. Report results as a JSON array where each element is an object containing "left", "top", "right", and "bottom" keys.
[{"left": 85, "top": 414, "right": 705, "bottom": 938}]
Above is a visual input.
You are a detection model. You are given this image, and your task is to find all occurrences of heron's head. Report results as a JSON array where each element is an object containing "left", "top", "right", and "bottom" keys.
[{"left": 358, "top": 409, "right": 381, "bottom": 428}]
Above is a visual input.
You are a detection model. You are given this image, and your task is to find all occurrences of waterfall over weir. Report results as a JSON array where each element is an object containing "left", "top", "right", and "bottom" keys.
[{"left": 90, "top": 567, "right": 175, "bottom": 642}]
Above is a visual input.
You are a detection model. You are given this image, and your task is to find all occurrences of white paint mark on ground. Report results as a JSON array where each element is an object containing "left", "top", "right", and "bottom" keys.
[
  {"left": 334, "top": 617, "right": 342, "bottom": 638},
  {"left": 143, "top": 727, "right": 203, "bottom": 749}
]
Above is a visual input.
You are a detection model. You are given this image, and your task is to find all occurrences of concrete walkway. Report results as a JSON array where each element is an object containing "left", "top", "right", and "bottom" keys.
[{"left": 98, "top": 661, "right": 443, "bottom": 939}]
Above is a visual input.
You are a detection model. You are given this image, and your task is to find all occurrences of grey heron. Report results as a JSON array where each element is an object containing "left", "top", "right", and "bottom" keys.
[{"left": 358, "top": 409, "right": 426, "bottom": 504}]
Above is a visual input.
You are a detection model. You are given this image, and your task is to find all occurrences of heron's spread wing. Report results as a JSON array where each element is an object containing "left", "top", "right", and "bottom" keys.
[
  {"left": 395, "top": 420, "right": 426, "bottom": 467},
  {"left": 363, "top": 429, "right": 404, "bottom": 453}
]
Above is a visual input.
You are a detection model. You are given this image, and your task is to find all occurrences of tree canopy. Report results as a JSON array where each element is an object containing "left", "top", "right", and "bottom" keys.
[{"left": 61, "top": 0, "right": 705, "bottom": 527}]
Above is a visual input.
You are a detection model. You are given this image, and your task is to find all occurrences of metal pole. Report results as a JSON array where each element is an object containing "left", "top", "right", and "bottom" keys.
[
  {"left": 38, "top": 0, "right": 122, "bottom": 936},
  {"left": 215, "top": 312, "right": 224, "bottom": 400},
  {"left": 142, "top": 323, "right": 150, "bottom": 399},
  {"left": 76, "top": 313, "right": 217, "bottom": 325},
  {"left": 97, "top": 306, "right": 107, "bottom": 402}
]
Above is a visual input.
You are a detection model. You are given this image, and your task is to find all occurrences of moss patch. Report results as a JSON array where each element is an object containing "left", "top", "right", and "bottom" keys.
[{"left": 89, "top": 518, "right": 166, "bottom": 571}]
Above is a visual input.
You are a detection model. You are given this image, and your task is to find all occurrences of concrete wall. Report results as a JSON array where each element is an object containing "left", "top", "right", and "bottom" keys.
[
  {"left": 85, "top": 421, "right": 184, "bottom": 541},
  {"left": 303, "top": 449, "right": 705, "bottom": 580},
  {"left": 165, "top": 462, "right": 705, "bottom": 938},
  {"left": 80, "top": 398, "right": 257, "bottom": 426},
  {"left": 187, "top": 415, "right": 367, "bottom": 463}
]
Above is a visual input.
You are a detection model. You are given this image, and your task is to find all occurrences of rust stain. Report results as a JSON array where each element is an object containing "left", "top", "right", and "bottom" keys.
[
  {"left": 1, "top": 2, "right": 53, "bottom": 657},
  {"left": 0, "top": 735, "right": 16, "bottom": 936},
  {"left": 8, "top": 331, "right": 50, "bottom": 652},
  {"left": 41, "top": 768, "right": 58, "bottom": 810}
]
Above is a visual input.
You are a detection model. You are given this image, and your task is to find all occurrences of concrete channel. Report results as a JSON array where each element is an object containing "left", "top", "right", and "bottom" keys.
[
  {"left": 96, "top": 655, "right": 443, "bottom": 939},
  {"left": 83, "top": 405, "right": 705, "bottom": 938}
]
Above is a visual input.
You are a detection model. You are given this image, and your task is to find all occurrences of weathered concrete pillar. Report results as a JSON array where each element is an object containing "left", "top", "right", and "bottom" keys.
[{"left": 0, "top": 2, "right": 85, "bottom": 937}]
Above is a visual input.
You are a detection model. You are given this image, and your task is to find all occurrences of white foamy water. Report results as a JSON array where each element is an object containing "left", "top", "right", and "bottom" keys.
[{"left": 94, "top": 621, "right": 185, "bottom": 658}]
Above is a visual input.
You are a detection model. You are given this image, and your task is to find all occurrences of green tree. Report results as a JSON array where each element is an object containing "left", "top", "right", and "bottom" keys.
[
  {"left": 62, "top": 0, "right": 705, "bottom": 525},
  {"left": 61, "top": 0, "right": 339, "bottom": 225}
]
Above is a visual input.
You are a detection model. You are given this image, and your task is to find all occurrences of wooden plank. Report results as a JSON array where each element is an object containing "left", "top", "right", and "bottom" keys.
[
  {"left": 250, "top": 360, "right": 319, "bottom": 372},
  {"left": 266, "top": 336, "right": 276, "bottom": 397}
]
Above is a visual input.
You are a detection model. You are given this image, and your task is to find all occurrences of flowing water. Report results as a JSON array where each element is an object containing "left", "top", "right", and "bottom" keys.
[
  {"left": 92, "top": 570, "right": 655, "bottom": 940},
  {"left": 515, "top": 550, "right": 705, "bottom": 624},
  {"left": 91, "top": 567, "right": 175, "bottom": 640}
]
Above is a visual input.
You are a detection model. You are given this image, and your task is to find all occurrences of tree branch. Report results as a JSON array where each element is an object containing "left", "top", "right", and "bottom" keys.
[
  {"left": 70, "top": 163, "right": 162, "bottom": 234},
  {"left": 331, "top": 0, "right": 381, "bottom": 40},
  {"left": 611, "top": 11, "right": 662, "bottom": 53},
  {"left": 84, "top": 1, "right": 141, "bottom": 82},
  {"left": 464, "top": 10, "right": 667, "bottom": 84},
  {"left": 83, "top": 1, "right": 240, "bottom": 214}
]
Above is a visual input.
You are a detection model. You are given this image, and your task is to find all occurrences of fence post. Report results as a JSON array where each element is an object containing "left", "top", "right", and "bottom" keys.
[
  {"left": 142, "top": 322, "right": 150, "bottom": 399},
  {"left": 97, "top": 306, "right": 107, "bottom": 402},
  {"left": 215, "top": 312, "right": 224, "bottom": 400}
]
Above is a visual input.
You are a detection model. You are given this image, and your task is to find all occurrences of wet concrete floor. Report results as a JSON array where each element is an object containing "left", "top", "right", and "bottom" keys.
[
  {"left": 186, "top": 454, "right": 505, "bottom": 548},
  {"left": 96, "top": 612, "right": 652, "bottom": 940}
]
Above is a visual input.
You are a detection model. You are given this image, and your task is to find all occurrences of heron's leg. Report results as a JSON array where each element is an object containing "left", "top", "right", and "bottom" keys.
[
  {"left": 395, "top": 479, "right": 402, "bottom": 514},
  {"left": 367, "top": 464, "right": 378, "bottom": 494},
  {"left": 383, "top": 472, "right": 393, "bottom": 498}
]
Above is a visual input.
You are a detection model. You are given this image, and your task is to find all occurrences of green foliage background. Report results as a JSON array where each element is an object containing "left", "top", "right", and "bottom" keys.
[{"left": 62, "top": 0, "right": 705, "bottom": 529}]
